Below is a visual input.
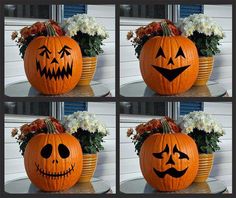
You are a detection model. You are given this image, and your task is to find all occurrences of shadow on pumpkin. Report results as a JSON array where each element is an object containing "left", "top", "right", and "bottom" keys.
[
  {"left": 28, "top": 83, "right": 95, "bottom": 97},
  {"left": 143, "top": 83, "right": 211, "bottom": 96},
  {"left": 28, "top": 181, "right": 95, "bottom": 193},
  {"left": 143, "top": 181, "right": 211, "bottom": 193}
]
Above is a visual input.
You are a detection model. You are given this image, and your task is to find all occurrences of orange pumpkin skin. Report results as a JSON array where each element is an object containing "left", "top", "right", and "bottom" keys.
[
  {"left": 24, "top": 36, "right": 82, "bottom": 95},
  {"left": 24, "top": 132, "right": 83, "bottom": 192},
  {"left": 140, "top": 133, "right": 199, "bottom": 191},
  {"left": 140, "top": 36, "right": 199, "bottom": 95}
]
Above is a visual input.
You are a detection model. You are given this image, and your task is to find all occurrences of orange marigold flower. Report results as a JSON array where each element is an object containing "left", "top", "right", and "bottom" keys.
[
  {"left": 127, "top": 128, "right": 133, "bottom": 137},
  {"left": 20, "top": 27, "right": 31, "bottom": 39},
  {"left": 11, "top": 31, "right": 18, "bottom": 40},
  {"left": 127, "top": 31, "right": 134, "bottom": 40},
  {"left": 11, "top": 128, "right": 18, "bottom": 137}
]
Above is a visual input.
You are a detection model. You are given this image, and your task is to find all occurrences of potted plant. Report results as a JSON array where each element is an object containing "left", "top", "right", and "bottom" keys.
[
  {"left": 180, "top": 111, "right": 225, "bottom": 182},
  {"left": 11, "top": 117, "right": 83, "bottom": 191},
  {"left": 63, "top": 111, "right": 108, "bottom": 182},
  {"left": 11, "top": 20, "right": 83, "bottom": 95},
  {"left": 127, "top": 20, "right": 199, "bottom": 95},
  {"left": 62, "top": 14, "right": 109, "bottom": 85},
  {"left": 127, "top": 117, "right": 199, "bottom": 191},
  {"left": 178, "top": 14, "right": 225, "bottom": 86}
]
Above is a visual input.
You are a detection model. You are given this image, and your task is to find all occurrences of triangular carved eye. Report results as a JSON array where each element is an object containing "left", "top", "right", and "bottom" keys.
[
  {"left": 175, "top": 47, "right": 185, "bottom": 58},
  {"left": 156, "top": 47, "right": 166, "bottom": 58}
]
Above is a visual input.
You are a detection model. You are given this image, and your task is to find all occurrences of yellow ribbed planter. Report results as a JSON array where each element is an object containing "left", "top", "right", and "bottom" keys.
[
  {"left": 79, "top": 154, "right": 98, "bottom": 183},
  {"left": 194, "top": 154, "right": 214, "bottom": 182},
  {"left": 194, "top": 56, "right": 214, "bottom": 86},
  {"left": 78, "top": 57, "right": 97, "bottom": 86}
]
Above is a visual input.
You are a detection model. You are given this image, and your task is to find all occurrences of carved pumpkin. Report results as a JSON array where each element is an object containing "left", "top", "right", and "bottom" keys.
[
  {"left": 24, "top": 22, "right": 82, "bottom": 95},
  {"left": 24, "top": 119, "right": 83, "bottom": 192},
  {"left": 140, "top": 21, "right": 199, "bottom": 95},
  {"left": 139, "top": 119, "right": 199, "bottom": 191}
]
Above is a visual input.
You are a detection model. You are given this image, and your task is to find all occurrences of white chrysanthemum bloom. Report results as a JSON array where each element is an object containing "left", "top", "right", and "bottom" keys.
[
  {"left": 178, "top": 14, "right": 224, "bottom": 38},
  {"left": 180, "top": 111, "right": 224, "bottom": 135},
  {"left": 62, "top": 111, "right": 109, "bottom": 135},
  {"left": 62, "top": 14, "right": 108, "bottom": 39}
]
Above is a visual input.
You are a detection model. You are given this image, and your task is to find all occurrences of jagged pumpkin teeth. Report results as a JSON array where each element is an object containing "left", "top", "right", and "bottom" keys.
[{"left": 24, "top": 23, "right": 83, "bottom": 95}]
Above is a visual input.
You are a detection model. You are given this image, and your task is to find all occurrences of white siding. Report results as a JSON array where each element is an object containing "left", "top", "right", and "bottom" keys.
[
  {"left": 87, "top": 5, "right": 115, "bottom": 93},
  {"left": 204, "top": 5, "right": 232, "bottom": 95},
  {"left": 4, "top": 5, "right": 115, "bottom": 94},
  {"left": 88, "top": 102, "right": 116, "bottom": 191},
  {"left": 120, "top": 102, "right": 232, "bottom": 193},
  {"left": 120, "top": 5, "right": 232, "bottom": 95},
  {"left": 203, "top": 102, "right": 232, "bottom": 193},
  {"left": 5, "top": 102, "right": 116, "bottom": 192}
]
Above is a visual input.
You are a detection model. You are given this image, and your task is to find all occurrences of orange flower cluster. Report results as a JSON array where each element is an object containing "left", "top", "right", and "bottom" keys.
[
  {"left": 11, "top": 20, "right": 65, "bottom": 59},
  {"left": 127, "top": 19, "right": 181, "bottom": 58},
  {"left": 127, "top": 116, "right": 181, "bottom": 140},
  {"left": 12, "top": 117, "right": 65, "bottom": 141},
  {"left": 134, "top": 19, "right": 181, "bottom": 40},
  {"left": 16, "top": 20, "right": 64, "bottom": 40}
]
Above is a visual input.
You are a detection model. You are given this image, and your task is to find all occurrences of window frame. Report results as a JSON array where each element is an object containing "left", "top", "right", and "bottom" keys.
[
  {"left": 4, "top": 5, "right": 60, "bottom": 26},
  {"left": 4, "top": 102, "right": 60, "bottom": 122},
  {"left": 120, "top": 5, "right": 174, "bottom": 26}
]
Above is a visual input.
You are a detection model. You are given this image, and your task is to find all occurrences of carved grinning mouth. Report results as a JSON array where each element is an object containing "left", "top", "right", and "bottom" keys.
[
  {"left": 36, "top": 60, "right": 73, "bottom": 81},
  {"left": 152, "top": 65, "right": 190, "bottom": 82},
  {"left": 35, "top": 163, "right": 75, "bottom": 178},
  {"left": 153, "top": 167, "right": 188, "bottom": 178}
]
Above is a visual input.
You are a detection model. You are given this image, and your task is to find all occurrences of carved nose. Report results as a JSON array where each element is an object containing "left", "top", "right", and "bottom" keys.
[
  {"left": 51, "top": 58, "right": 58, "bottom": 64},
  {"left": 166, "top": 155, "right": 175, "bottom": 165},
  {"left": 167, "top": 57, "right": 174, "bottom": 65},
  {"left": 52, "top": 159, "right": 58, "bottom": 164}
]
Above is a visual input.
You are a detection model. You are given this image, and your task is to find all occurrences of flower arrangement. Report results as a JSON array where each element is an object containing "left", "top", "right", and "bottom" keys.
[
  {"left": 11, "top": 117, "right": 64, "bottom": 155},
  {"left": 62, "top": 14, "right": 109, "bottom": 57},
  {"left": 11, "top": 20, "right": 65, "bottom": 59},
  {"left": 127, "top": 116, "right": 180, "bottom": 155},
  {"left": 127, "top": 19, "right": 181, "bottom": 58},
  {"left": 178, "top": 14, "right": 224, "bottom": 56},
  {"left": 63, "top": 111, "right": 108, "bottom": 154},
  {"left": 180, "top": 111, "right": 225, "bottom": 154}
]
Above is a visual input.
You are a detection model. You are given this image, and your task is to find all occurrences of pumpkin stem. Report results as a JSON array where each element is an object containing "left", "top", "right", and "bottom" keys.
[
  {"left": 45, "top": 21, "right": 58, "bottom": 37},
  {"left": 45, "top": 118, "right": 57, "bottom": 134},
  {"left": 161, "top": 21, "right": 174, "bottom": 37},
  {"left": 161, "top": 118, "right": 174, "bottom": 134}
]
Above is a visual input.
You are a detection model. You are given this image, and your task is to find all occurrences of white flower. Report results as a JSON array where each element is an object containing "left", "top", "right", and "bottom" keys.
[
  {"left": 180, "top": 111, "right": 224, "bottom": 136},
  {"left": 178, "top": 14, "right": 224, "bottom": 38},
  {"left": 61, "top": 14, "right": 109, "bottom": 39},
  {"left": 62, "top": 111, "right": 109, "bottom": 136}
]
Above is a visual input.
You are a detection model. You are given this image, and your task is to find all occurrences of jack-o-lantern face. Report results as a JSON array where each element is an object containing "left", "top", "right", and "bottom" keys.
[
  {"left": 24, "top": 133, "right": 83, "bottom": 192},
  {"left": 24, "top": 36, "right": 82, "bottom": 95},
  {"left": 152, "top": 144, "right": 189, "bottom": 178},
  {"left": 36, "top": 45, "right": 74, "bottom": 81},
  {"left": 140, "top": 35, "right": 199, "bottom": 95},
  {"left": 152, "top": 46, "right": 190, "bottom": 82},
  {"left": 35, "top": 143, "right": 74, "bottom": 178},
  {"left": 140, "top": 133, "right": 199, "bottom": 192}
]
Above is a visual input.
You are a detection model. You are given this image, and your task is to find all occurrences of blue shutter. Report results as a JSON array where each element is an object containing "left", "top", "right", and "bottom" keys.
[
  {"left": 64, "top": 102, "right": 87, "bottom": 115},
  {"left": 64, "top": 4, "right": 87, "bottom": 18},
  {"left": 180, "top": 5, "right": 203, "bottom": 18},
  {"left": 180, "top": 102, "right": 203, "bottom": 115}
]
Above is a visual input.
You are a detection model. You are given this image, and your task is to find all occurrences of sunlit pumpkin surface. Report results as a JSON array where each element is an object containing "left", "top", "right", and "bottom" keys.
[
  {"left": 140, "top": 133, "right": 199, "bottom": 191},
  {"left": 24, "top": 36, "right": 82, "bottom": 95},
  {"left": 24, "top": 133, "right": 83, "bottom": 192},
  {"left": 140, "top": 36, "right": 199, "bottom": 95}
]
